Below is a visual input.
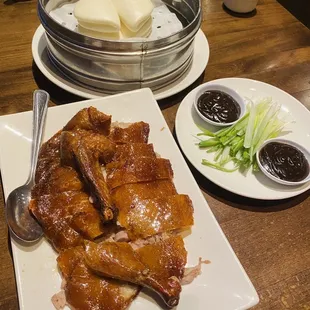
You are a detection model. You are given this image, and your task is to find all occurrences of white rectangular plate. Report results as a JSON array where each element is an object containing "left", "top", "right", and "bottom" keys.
[{"left": 0, "top": 88, "right": 259, "bottom": 310}]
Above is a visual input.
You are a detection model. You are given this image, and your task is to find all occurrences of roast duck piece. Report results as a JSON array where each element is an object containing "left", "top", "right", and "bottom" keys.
[
  {"left": 28, "top": 107, "right": 198, "bottom": 309},
  {"left": 54, "top": 246, "right": 139, "bottom": 310},
  {"left": 60, "top": 130, "right": 116, "bottom": 221},
  {"left": 84, "top": 235, "right": 187, "bottom": 308},
  {"left": 29, "top": 107, "right": 115, "bottom": 251}
]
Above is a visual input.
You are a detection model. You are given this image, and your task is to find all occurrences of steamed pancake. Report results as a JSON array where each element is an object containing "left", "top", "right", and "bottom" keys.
[
  {"left": 113, "top": 0, "right": 154, "bottom": 33},
  {"left": 77, "top": 25, "right": 121, "bottom": 40},
  {"left": 121, "top": 17, "right": 152, "bottom": 38},
  {"left": 74, "top": 0, "right": 120, "bottom": 33}
]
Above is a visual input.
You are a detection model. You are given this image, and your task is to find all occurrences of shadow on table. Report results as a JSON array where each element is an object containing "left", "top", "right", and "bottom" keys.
[
  {"left": 32, "top": 61, "right": 84, "bottom": 105},
  {"left": 158, "top": 72, "right": 205, "bottom": 110},
  {"left": 4, "top": 0, "right": 31, "bottom": 5},
  {"left": 222, "top": 3, "right": 257, "bottom": 18},
  {"left": 277, "top": 0, "right": 310, "bottom": 29},
  {"left": 172, "top": 129, "right": 310, "bottom": 212},
  {"left": 32, "top": 60, "right": 206, "bottom": 108}
]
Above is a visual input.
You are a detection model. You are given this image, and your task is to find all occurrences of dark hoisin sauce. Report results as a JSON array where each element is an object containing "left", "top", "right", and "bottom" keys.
[
  {"left": 197, "top": 90, "right": 241, "bottom": 123},
  {"left": 259, "top": 142, "right": 309, "bottom": 182}
]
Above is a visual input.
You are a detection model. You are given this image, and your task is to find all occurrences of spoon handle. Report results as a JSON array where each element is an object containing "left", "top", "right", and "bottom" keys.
[{"left": 26, "top": 90, "right": 49, "bottom": 185}]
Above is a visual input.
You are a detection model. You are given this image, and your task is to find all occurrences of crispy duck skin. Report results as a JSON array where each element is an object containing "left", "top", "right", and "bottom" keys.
[
  {"left": 113, "top": 143, "right": 156, "bottom": 162},
  {"left": 37, "top": 107, "right": 111, "bottom": 181},
  {"left": 32, "top": 165, "right": 84, "bottom": 198},
  {"left": 35, "top": 130, "right": 62, "bottom": 183},
  {"left": 64, "top": 107, "right": 112, "bottom": 136},
  {"left": 33, "top": 130, "right": 84, "bottom": 197},
  {"left": 59, "top": 131, "right": 77, "bottom": 168},
  {"left": 30, "top": 108, "right": 115, "bottom": 252},
  {"left": 57, "top": 246, "right": 139, "bottom": 310},
  {"left": 60, "top": 130, "right": 116, "bottom": 167},
  {"left": 38, "top": 130, "right": 62, "bottom": 160},
  {"left": 35, "top": 157, "right": 60, "bottom": 184},
  {"left": 117, "top": 194, "right": 194, "bottom": 240},
  {"left": 109, "top": 122, "right": 150, "bottom": 144},
  {"left": 111, "top": 180, "right": 177, "bottom": 211},
  {"left": 84, "top": 235, "right": 187, "bottom": 308},
  {"left": 76, "top": 146, "right": 114, "bottom": 221},
  {"left": 30, "top": 132, "right": 88, "bottom": 251},
  {"left": 106, "top": 157, "right": 174, "bottom": 190},
  {"left": 60, "top": 131, "right": 116, "bottom": 221},
  {"left": 29, "top": 191, "right": 104, "bottom": 251}
]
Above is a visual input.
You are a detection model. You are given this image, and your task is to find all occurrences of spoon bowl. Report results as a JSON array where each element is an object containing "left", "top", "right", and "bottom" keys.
[
  {"left": 5, "top": 90, "right": 49, "bottom": 243},
  {"left": 6, "top": 183, "right": 43, "bottom": 242}
]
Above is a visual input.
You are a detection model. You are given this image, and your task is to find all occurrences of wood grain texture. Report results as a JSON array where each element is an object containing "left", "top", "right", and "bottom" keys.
[{"left": 0, "top": 0, "right": 309, "bottom": 309}]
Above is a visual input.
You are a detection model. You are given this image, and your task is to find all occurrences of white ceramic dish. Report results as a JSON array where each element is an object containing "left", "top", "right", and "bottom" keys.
[
  {"left": 193, "top": 83, "right": 245, "bottom": 127},
  {"left": 256, "top": 138, "right": 310, "bottom": 186},
  {"left": 32, "top": 25, "right": 210, "bottom": 101},
  {"left": 176, "top": 78, "right": 310, "bottom": 200},
  {"left": 0, "top": 88, "right": 258, "bottom": 310}
]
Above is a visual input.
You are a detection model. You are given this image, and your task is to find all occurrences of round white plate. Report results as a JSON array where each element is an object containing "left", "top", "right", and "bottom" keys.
[
  {"left": 175, "top": 78, "right": 310, "bottom": 200},
  {"left": 32, "top": 25, "right": 210, "bottom": 100}
]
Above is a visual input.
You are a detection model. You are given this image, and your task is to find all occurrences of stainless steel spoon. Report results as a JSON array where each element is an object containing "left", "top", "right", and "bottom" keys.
[{"left": 5, "top": 90, "right": 49, "bottom": 243}]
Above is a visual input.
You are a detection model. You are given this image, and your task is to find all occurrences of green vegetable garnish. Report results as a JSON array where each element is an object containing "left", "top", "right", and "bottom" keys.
[
  {"left": 202, "top": 159, "right": 239, "bottom": 172},
  {"left": 196, "top": 98, "right": 292, "bottom": 173}
]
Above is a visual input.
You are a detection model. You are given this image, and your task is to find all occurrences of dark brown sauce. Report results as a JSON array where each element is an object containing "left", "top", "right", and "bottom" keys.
[
  {"left": 197, "top": 90, "right": 241, "bottom": 123},
  {"left": 259, "top": 142, "right": 309, "bottom": 182}
]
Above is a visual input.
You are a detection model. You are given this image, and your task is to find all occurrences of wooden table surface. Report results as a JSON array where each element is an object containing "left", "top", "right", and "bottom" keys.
[{"left": 0, "top": 0, "right": 309, "bottom": 309}]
